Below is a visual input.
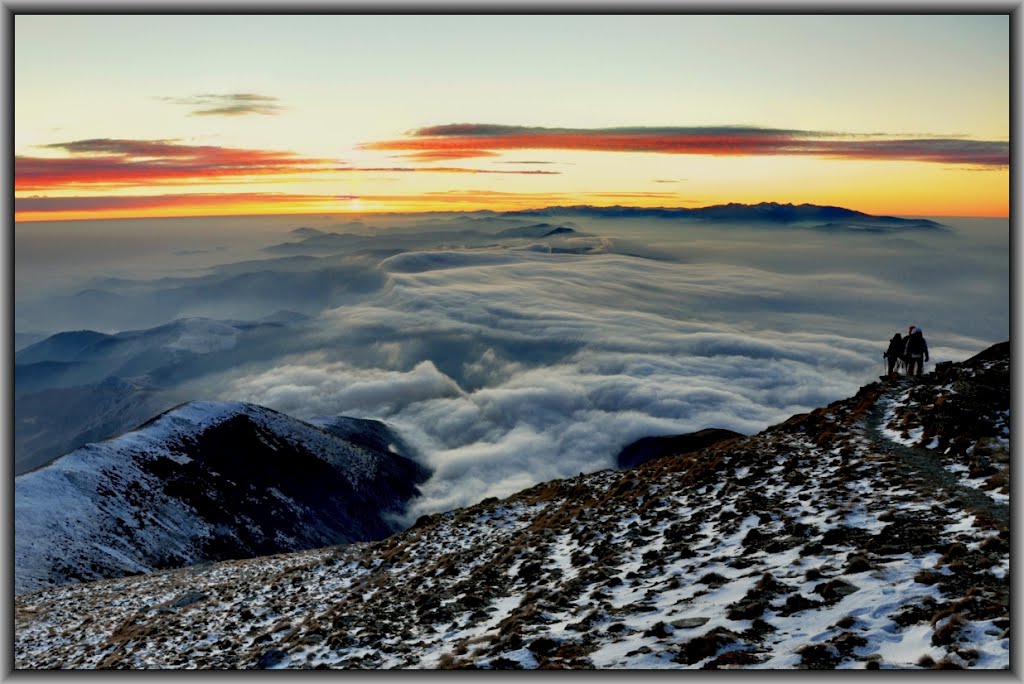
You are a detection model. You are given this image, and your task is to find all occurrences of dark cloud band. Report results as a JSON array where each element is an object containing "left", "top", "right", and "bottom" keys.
[
  {"left": 160, "top": 93, "right": 285, "bottom": 117},
  {"left": 365, "top": 124, "right": 1008, "bottom": 167}
]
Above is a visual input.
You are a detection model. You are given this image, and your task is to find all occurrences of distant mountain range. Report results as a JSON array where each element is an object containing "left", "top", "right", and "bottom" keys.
[
  {"left": 14, "top": 315, "right": 314, "bottom": 474},
  {"left": 15, "top": 401, "right": 429, "bottom": 594},
  {"left": 264, "top": 221, "right": 580, "bottom": 256},
  {"left": 14, "top": 375, "right": 173, "bottom": 476},
  {"left": 505, "top": 202, "right": 945, "bottom": 232}
]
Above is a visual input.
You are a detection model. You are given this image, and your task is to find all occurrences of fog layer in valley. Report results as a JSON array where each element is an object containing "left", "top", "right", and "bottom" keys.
[{"left": 14, "top": 209, "right": 1009, "bottom": 519}]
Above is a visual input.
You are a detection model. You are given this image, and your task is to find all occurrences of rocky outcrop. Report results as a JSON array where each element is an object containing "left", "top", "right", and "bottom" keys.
[{"left": 616, "top": 428, "right": 744, "bottom": 469}]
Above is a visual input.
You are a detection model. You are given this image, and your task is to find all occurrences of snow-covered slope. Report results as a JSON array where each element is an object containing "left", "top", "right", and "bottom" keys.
[
  {"left": 15, "top": 401, "right": 429, "bottom": 595},
  {"left": 14, "top": 343, "right": 1009, "bottom": 669}
]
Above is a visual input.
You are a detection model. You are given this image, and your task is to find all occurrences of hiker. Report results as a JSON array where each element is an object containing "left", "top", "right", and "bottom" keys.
[
  {"left": 903, "top": 326, "right": 929, "bottom": 376},
  {"left": 883, "top": 332, "right": 905, "bottom": 376}
]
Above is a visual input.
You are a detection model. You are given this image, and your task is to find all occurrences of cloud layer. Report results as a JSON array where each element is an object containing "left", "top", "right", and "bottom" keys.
[
  {"left": 204, "top": 220, "right": 1005, "bottom": 520},
  {"left": 15, "top": 212, "right": 1008, "bottom": 524}
]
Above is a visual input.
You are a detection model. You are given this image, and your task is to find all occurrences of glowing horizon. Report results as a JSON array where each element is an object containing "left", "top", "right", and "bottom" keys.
[
  {"left": 14, "top": 197, "right": 1008, "bottom": 225},
  {"left": 15, "top": 15, "right": 1009, "bottom": 222}
]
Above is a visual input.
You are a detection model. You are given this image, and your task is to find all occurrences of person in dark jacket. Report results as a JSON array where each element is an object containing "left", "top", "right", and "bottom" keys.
[
  {"left": 903, "top": 325, "right": 929, "bottom": 376},
  {"left": 883, "top": 332, "right": 905, "bottom": 376}
]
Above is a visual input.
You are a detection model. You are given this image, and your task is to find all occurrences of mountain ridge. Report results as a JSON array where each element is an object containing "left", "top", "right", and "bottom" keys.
[
  {"left": 13, "top": 314, "right": 324, "bottom": 475},
  {"left": 503, "top": 202, "right": 945, "bottom": 230},
  {"left": 14, "top": 341, "right": 1009, "bottom": 669},
  {"left": 15, "top": 400, "right": 430, "bottom": 595}
]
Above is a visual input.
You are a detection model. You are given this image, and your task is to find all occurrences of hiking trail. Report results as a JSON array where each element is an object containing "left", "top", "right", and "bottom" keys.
[{"left": 862, "top": 379, "right": 1008, "bottom": 526}]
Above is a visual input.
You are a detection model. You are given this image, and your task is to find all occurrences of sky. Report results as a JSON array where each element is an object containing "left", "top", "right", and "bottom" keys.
[{"left": 14, "top": 14, "right": 1010, "bottom": 221}]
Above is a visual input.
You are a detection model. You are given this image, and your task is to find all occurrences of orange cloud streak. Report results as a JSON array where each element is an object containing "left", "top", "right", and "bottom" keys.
[
  {"left": 397, "top": 149, "right": 501, "bottom": 161},
  {"left": 15, "top": 138, "right": 558, "bottom": 191},
  {"left": 16, "top": 139, "right": 337, "bottom": 190}
]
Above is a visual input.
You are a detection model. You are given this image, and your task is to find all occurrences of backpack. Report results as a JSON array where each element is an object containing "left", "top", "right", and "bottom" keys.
[
  {"left": 905, "top": 330, "right": 925, "bottom": 355},
  {"left": 885, "top": 334, "right": 904, "bottom": 357}
]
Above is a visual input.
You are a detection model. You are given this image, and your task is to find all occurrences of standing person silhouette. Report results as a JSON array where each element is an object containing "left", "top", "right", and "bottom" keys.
[
  {"left": 904, "top": 326, "right": 929, "bottom": 376},
  {"left": 883, "top": 332, "right": 905, "bottom": 376}
]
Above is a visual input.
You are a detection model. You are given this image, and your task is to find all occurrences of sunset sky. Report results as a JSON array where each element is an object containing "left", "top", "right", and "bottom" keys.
[{"left": 14, "top": 14, "right": 1009, "bottom": 222}]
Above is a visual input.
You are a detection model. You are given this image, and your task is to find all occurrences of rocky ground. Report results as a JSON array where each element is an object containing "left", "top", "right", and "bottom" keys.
[{"left": 13, "top": 343, "right": 1010, "bottom": 669}]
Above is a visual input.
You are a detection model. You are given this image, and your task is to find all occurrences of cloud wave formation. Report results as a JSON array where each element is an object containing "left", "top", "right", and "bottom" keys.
[{"left": 216, "top": 238, "right": 991, "bottom": 521}]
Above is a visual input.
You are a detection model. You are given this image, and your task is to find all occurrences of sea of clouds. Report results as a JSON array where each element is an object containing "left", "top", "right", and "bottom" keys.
[{"left": 14, "top": 213, "right": 1009, "bottom": 520}]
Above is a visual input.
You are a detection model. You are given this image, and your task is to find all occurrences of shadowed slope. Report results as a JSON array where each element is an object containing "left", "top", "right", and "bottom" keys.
[{"left": 15, "top": 401, "right": 429, "bottom": 594}]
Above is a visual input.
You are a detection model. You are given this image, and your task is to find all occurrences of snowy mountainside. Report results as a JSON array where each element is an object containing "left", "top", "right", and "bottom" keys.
[
  {"left": 15, "top": 401, "right": 429, "bottom": 595},
  {"left": 14, "top": 343, "right": 1009, "bottom": 669},
  {"left": 309, "top": 415, "right": 417, "bottom": 460},
  {"left": 879, "top": 342, "right": 1009, "bottom": 508}
]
